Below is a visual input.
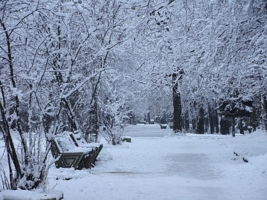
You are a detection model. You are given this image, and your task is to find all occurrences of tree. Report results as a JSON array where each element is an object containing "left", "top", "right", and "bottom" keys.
[{"left": 0, "top": 0, "right": 54, "bottom": 190}]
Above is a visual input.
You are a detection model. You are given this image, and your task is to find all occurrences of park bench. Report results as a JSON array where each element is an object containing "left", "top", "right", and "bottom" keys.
[
  {"left": 121, "top": 136, "right": 131, "bottom": 143},
  {"left": 160, "top": 119, "right": 168, "bottom": 129},
  {"left": 160, "top": 124, "right": 167, "bottom": 129},
  {"left": 50, "top": 132, "right": 103, "bottom": 169},
  {"left": 69, "top": 132, "right": 103, "bottom": 164}
]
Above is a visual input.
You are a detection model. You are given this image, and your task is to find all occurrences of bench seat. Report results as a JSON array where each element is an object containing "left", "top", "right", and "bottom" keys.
[{"left": 50, "top": 134, "right": 103, "bottom": 169}]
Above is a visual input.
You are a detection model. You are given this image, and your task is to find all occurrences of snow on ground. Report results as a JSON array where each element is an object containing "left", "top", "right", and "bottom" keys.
[{"left": 1, "top": 124, "right": 267, "bottom": 200}]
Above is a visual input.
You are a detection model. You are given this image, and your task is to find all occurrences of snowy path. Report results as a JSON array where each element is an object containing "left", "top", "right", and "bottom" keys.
[{"left": 48, "top": 125, "right": 267, "bottom": 200}]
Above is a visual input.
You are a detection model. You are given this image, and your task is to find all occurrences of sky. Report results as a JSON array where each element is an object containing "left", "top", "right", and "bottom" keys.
[{"left": 1, "top": 124, "right": 267, "bottom": 200}]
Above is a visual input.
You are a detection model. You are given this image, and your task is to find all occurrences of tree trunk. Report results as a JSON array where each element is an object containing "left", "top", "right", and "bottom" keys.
[
  {"left": 172, "top": 71, "right": 183, "bottom": 133},
  {"left": 87, "top": 99, "right": 98, "bottom": 142},
  {"left": 220, "top": 117, "right": 230, "bottom": 135},
  {"left": 208, "top": 107, "right": 214, "bottom": 134},
  {"left": 197, "top": 107, "right": 205, "bottom": 134},
  {"left": 249, "top": 106, "right": 259, "bottom": 132},
  {"left": 61, "top": 98, "right": 78, "bottom": 131},
  {"left": 204, "top": 117, "right": 209, "bottom": 133},
  {"left": 184, "top": 111, "right": 190, "bottom": 131},
  {"left": 232, "top": 117, "right": 235, "bottom": 137},
  {"left": 147, "top": 112, "right": 151, "bottom": 124},
  {"left": 239, "top": 118, "right": 244, "bottom": 134},
  {"left": 192, "top": 118, "right": 196, "bottom": 132},
  {"left": 215, "top": 110, "right": 219, "bottom": 133},
  {"left": 261, "top": 95, "right": 267, "bottom": 131}
]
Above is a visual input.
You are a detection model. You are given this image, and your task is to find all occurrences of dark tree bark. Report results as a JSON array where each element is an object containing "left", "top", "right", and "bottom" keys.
[
  {"left": 204, "top": 117, "right": 209, "bottom": 133},
  {"left": 197, "top": 107, "right": 205, "bottom": 134},
  {"left": 262, "top": 96, "right": 267, "bottom": 131},
  {"left": 172, "top": 71, "right": 183, "bottom": 133},
  {"left": 215, "top": 110, "right": 219, "bottom": 133},
  {"left": 249, "top": 106, "right": 260, "bottom": 132},
  {"left": 88, "top": 99, "right": 98, "bottom": 142},
  {"left": 208, "top": 107, "right": 214, "bottom": 134},
  {"left": 86, "top": 74, "right": 102, "bottom": 143},
  {"left": 147, "top": 112, "right": 151, "bottom": 124},
  {"left": 232, "top": 117, "right": 236, "bottom": 137},
  {"left": 220, "top": 117, "right": 230, "bottom": 135}
]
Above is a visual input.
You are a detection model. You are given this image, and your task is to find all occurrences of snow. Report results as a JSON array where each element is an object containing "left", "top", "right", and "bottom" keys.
[
  {"left": 1, "top": 124, "right": 267, "bottom": 199},
  {"left": 0, "top": 190, "right": 63, "bottom": 200}
]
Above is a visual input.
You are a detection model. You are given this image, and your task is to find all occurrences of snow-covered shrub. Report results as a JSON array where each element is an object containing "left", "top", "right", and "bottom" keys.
[{"left": 102, "top": 124, "right": 124, "bottom": 145}]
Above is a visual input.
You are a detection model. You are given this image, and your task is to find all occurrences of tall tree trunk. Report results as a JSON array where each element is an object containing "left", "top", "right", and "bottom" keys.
[
  {"left": 86, "top": 74, "right": 101, "bottom": 142},
  {"left": 172, "top": 71, "right": 183, "bottom": 133},
  {"left": 197, "top": 107, "right": 205, "bottom": 134},
  {"left": 88, "top": 98, "right": 98, "bottom": 142},
  {"left": 204, "top": 117, "right": 209, "bottom": 133},
  {"left": 261, "top": 95, "right": 267, "bottom": 131},
  {"left": 147, "top": 112, "right": 151, "bottom": 124},
  {"left": 208, "top": 107, "right": 214, "bottom": 134},
  {"left": 184, "top": 111, "right": 190, "bottom": 131},
  {"left": 232, "top": 117, "right": 235, "bottom": 137},
  {"left": 220, "top": 117, "right": 230, "bottom": 135},
  {"left": 250, "top": 105, "right": 260, "bottom": 132},
  {"left": 215, "top": 110, "right": 219, "bottom": 133}
]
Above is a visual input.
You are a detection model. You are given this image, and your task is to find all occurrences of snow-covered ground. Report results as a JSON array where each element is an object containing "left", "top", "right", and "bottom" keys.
[{"left": 1, "top": 124, "right": 267, "bottom": 199}]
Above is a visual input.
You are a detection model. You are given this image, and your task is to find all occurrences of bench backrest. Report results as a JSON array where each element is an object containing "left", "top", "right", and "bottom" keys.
[
  {"left": 72, "top": 130, "right": 87, "bottom": 145},
  {"left": 55, "top": 137, "right": 76, "bottom": 152}
]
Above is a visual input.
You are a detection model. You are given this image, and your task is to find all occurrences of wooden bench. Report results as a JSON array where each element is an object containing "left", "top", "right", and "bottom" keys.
[
  {"left": 160, "top": 124, "right": 167, "bottom": 129},
  {"left": 69, "top": 132, "right": 103, "bottom": 165},
  {"left": 121, "top": 136, "right": 131, "bottom": 143},
  {"left": 50, "top": 133, "right": 103, "bottom": 169}
]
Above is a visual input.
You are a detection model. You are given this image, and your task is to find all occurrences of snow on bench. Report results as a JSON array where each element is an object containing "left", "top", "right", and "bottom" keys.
[{"left": 50, "top": 132, "right": 103, "bottom": 169}]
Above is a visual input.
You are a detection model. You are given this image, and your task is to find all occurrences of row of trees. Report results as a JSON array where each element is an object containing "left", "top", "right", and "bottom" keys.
[{"left": 132, "top": 0, "right": 267, "bottom": 135}]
